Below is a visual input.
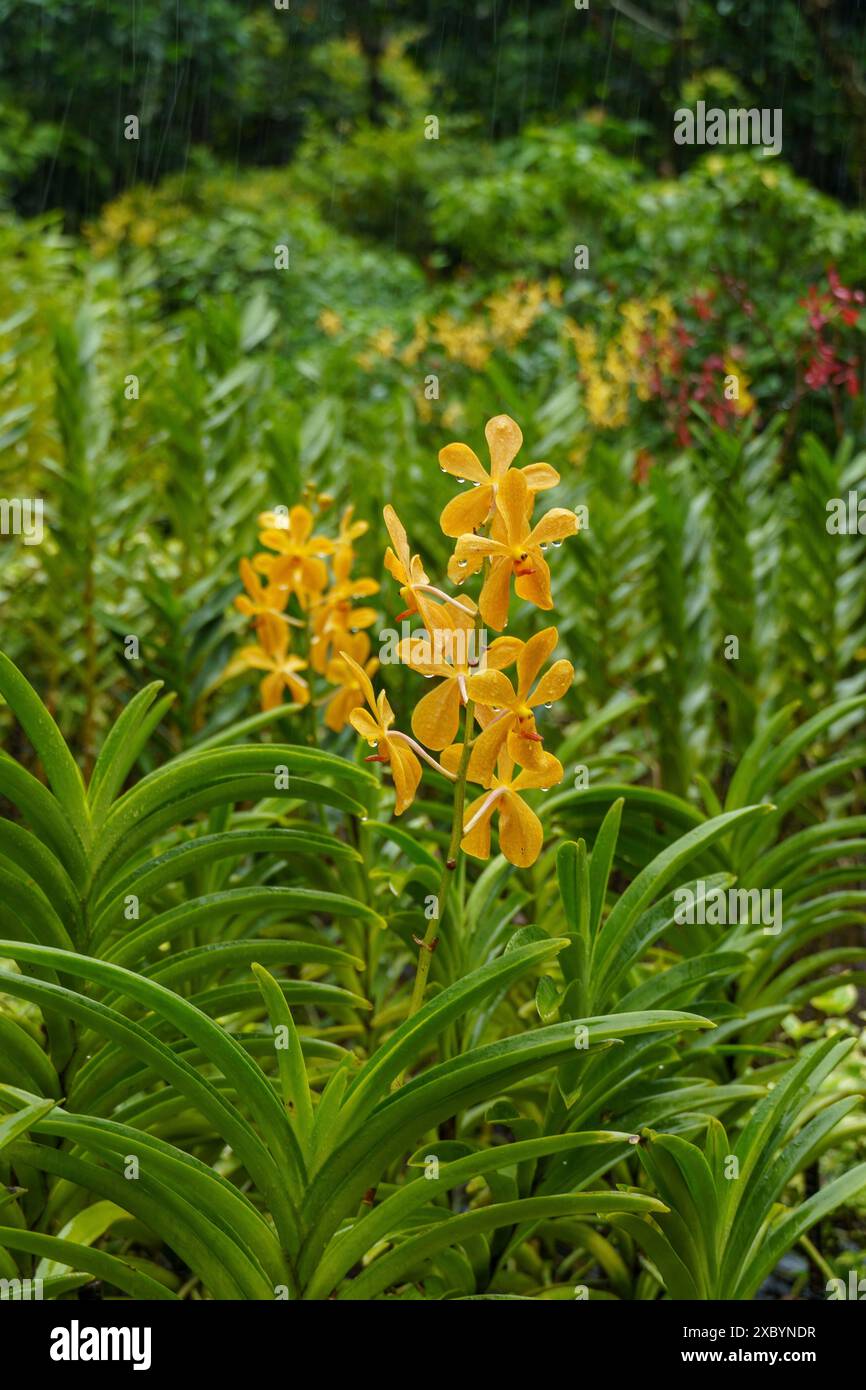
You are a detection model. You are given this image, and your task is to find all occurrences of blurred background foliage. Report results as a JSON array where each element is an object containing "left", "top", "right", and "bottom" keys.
[
  {"left": 0, "top": 0, "right": 864, "bottom": 798},
  {"left": 2, "top": 0, "right": 866, "bottom": 213}
]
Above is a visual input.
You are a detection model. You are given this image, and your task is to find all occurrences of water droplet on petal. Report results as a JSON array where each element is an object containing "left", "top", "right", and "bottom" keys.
[
  {"left": 457, "top": 558, "right": 468, "bottom": 568},
  {"left": 457, "top": 477, "right": 465, "bottom": 484},
  {"left": 472, "top": 480, "right": 481, "bottom": 488},
  {"left": 544, "top": 702, "right": 552, "bottom": 710},
  {"left": 539, "top": 543, "right": 548, "bottom": 552},
  {"left": 552, "top": 540, "right": 563, "bottom": 548}
]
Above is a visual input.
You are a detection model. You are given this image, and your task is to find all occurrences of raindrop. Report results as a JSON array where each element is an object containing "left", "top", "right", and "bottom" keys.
[
  {"left": 423, "top": 673, "right": 435, "bottom": 679},
  {"left": 539, "top": 543, "right": 548, "bottom": 552},
  {"left": 544, "top": 702, "right": 552, "bottom": 710},
  {"left": 440, "top": 465, "right": 447, "bottom": 472},
  {"left": 552, "top": 540, "right": 563, "bottom": 548},
  {"left": 457, "top": 558, "right": 468, "bottom": 568},
  {"left": 350, "top": 626, "right": 359, "bottom": 634},
  {"left": 457, "top": 477, "right": 465, "bottom": 484},
  {"left": 369, "top": 740, "right": 378, "bottom": 748},
  {"left": 541, "top": 787, "right": 550, "bottom": 792},
  {"left": 472, "top": 481, "right": 481, "bottom": 488}
]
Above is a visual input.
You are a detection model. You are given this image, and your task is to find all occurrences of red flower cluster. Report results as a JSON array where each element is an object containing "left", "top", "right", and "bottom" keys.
[
  {"left": 641, "top": 308, "right": 751, "bottom": 448},
  {"left": 800, "top": 268, "right": 863, "bottom": 397}
]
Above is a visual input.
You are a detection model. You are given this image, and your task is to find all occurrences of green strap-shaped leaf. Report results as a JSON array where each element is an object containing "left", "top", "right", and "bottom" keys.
[
  {"left": 593, "top": 806, "right": 771, "bottom": 979},
  {"left": 36, "top": 1201, "right": 132, "bottom": 1279},
  {"left": 0, "top": 1227, "right": 177, "bottom": 1300},
  {"left": 93, "top": 827, "right": 360, "bottom": 923},
  {"left": 0, "top": 821, "right": 83, "bottom": 933},
  {"left": 339, "top": 1193, "right": 667, "bottom": 1301},
  {"left": 0, "top": 1096, "right": 56, "bottom": 1153},
  {"left": 92, "top": 774, "right": 369, "bottom": 883},
  {"left": 720, "top": 1034, "right": 855, "bottom": 1253},
  {"left": 253, "top": 964, "right": 315, "bottom": 1158},
  {"left": 598, "top": 872, "right": 734, "bottom": 1005},
  {"left": 337, "top": 937, "right": 570, "bottom": 1135},
  {"left": 746, "top": 696, "right": 866, "bottom": 805},
  {"left": 146, "top": 939, "right": 363, "bottom": 990},
  {"left": 0, "top": 651, "right": 89, "bottom": 838},
  {"left": 613, "top": 1213, "right": 698, "bottom": 1300},
  {"left": 0, "top": 1017, "right": 61, "bottom": 1097},
  {"left": 307, "top": 1132, "right": 638, "bottom": 1300},
  {"left": 9, "top": 1092, "right": 287, "bottom": 1289},
  {"left": 0, "top": 945, "right": 302, "bottom": 1249},
  {"left": 588, "top": 798, "right": 624, "bottom": 938},
  {"left": 300, "top": 1010, "right": 712, "bottom": 1277},
  {"left": 0, "top": 753, "right": 87, "bottom": 884},
  {"left": 0, "top": 865, "right": 75, "bottom": 951},
  {"left": 734, "top": 1163, "right": 866, "bottom": 1300},
  {"left": 5, "top": 1139, "right": 261, "bottom": 1300},
  {"left": 723, "top": 1096, "right": 861, "bottom": 1295},
  {"left": 638, "top": 1133, "right": 720, "bottom": 1296},
  {"left": 87, "top": 683, "right": 175, "bottom": 825},
  {"left": 101, "top": 885, "right": 383, "bottom": 972},
  {"left": 724, "top": 701, "right": 799, "bottom": 812},
  {"left": 103, "top": 743, "right": 374, "bottom": 842}
]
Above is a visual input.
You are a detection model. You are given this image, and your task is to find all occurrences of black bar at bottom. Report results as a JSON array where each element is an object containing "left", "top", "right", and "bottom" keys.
[{"left": 7, "top": 1295, "right": 860, "bottom": 1377}]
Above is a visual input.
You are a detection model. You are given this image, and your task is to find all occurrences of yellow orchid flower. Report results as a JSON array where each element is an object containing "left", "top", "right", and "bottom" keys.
[
  {"left": 234, "top": 557, "right": 289, "bottom": 648},
  {"left": 323, "top": 632, "right": 379, "bottom": 733},
  {"left": 336, "top": 504, "right": 369, "bottom": 554},
  {"left": 383, "top": 505, "right": 475, "bottom": 627},
  {"left": 450, "top": 470, "right": 578, "bottom": 630},
  {"left": 441, "top": 746, "right": 564, "bottom": 868},
  {"left": 344, "top": 654, "right": 451, "bottom": 814},
  {"left": 223, "top": 622, "right": 310, "bottom": 711},
  {"left": 399, "top": 610, "right": 522, "bottom": 750},
  {"left": 438, "top": 414, "right": 559, "bottom": 538},
  {"left": 463, "top": 627, "right": 573, "bottom": 779},
  {"left": 318, "top": 309, "right": 343, "bottom": 337},
  {"left": 309, "top": 546, "right": 379, "bottom": 674},
  {"left": 383, "top": 504, "right": 433, "bottom": 621},
  {"left": 253, "top": 505, "right": 334, "bottom": 609}
]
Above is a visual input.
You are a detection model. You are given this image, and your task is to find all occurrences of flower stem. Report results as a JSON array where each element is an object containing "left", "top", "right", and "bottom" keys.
[{"left": 406, "top": 693, "right": 476, "bottom": 1020}]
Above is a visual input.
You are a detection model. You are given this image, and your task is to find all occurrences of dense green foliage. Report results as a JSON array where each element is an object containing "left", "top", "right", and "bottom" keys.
[{"left": 3, "top": 0, "right": 865, "bottom": 213}]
